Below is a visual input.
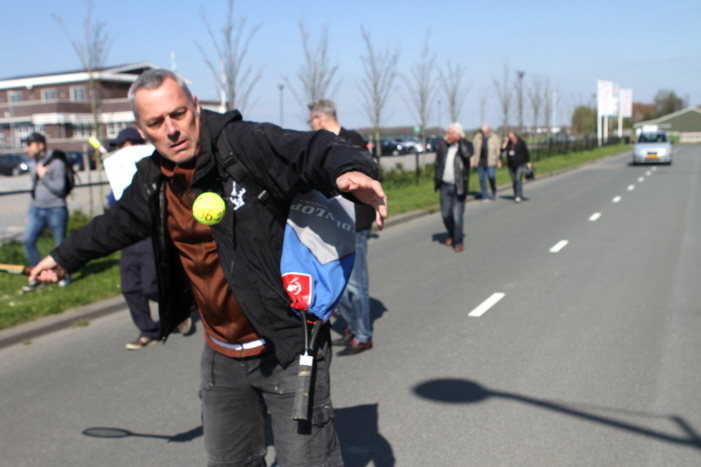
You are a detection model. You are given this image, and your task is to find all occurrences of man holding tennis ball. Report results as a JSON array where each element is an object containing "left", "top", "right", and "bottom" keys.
[{"left": 29, "top": 69, "right": 385, "bottom": 467}]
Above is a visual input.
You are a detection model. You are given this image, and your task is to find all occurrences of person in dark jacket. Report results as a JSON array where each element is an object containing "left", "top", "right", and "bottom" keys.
[
  {"left": 29, "top": 69, "right": 386, "bottom": 467},
  {"left": 434, "top": 122, "right": 474, "bottom": 252},
  {"left": 502, "top": 131, "right": 532, "bottom": 203},
  {"left": 308, "top": 98, "right": 376, "bottom": 356}
]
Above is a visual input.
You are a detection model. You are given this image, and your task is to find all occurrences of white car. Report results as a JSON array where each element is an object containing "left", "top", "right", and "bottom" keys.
[{"left": 632, "top": 131, "right": 672, "bottom": 165}]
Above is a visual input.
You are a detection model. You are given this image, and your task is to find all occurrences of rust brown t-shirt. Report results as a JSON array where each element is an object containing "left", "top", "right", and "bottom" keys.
[{"left": 161, "top": 158, "right": 268, "bottom": 358}]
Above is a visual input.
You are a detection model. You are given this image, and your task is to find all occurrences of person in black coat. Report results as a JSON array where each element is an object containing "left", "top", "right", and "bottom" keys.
[
  {"left": 502, "top": 131, "right": 532, "bottom": 203},
  {"left": 434, "top": 123, "right": 474, "bottom": 251}
]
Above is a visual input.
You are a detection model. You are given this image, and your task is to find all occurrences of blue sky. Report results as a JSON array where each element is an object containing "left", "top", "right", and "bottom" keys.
[{"left": 4, "top": 0, "right": 700, "bottom": 132}]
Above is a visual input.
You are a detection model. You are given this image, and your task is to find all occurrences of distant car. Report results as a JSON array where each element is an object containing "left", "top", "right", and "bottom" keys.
[
  {"left": 67, "top": 151, "right": 98, "bottom": 171},
  {"left": 424, "top": 137, "right": 444, "bottom": 153},
  {"left": 0, "top": 154, "right": 30, "bottom": 176},
  {"left": 632, "top": 131, "right": 672, "bottom": 165},
  {"left": 380, "top": 138, "right": 410, "bottom": 156},
  {"left": 395, "top": 137, "right": 423, "bottom": 153}
]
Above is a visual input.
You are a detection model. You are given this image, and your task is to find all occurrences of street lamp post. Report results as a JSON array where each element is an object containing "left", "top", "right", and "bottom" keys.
[
  {"left": 516, "top": 71, "right": 525, "bottom": 134},
  {"left": 278, "top": 84, "right": 284, "bottom": 128}
]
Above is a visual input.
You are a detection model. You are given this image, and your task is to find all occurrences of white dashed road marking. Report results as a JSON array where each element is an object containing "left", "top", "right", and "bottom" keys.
[
  {"left": 646, "top": 171, "right": 651, "bottom": 176},
  {"left": 628, "top": 185, "right": 635, "bottom": 191},
  {"left": 468, "top": 293, "right": 505, "bottom": 317},
  {"left": 613, "top": 196, "right": 622, "bottom": 203},
  {"left": 589, "top": 212, "right": 601, "bottom": 222},
  {"left": 638, "top": 177, "right": 645, "bottom": 182},
  {"left": 549, "top": 240, "right": 569, "bottom": 253}
]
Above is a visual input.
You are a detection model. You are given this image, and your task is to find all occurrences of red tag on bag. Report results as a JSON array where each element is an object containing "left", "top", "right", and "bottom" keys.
[{"left": 282, "top": 273, "right": 312, "bottom": 311}]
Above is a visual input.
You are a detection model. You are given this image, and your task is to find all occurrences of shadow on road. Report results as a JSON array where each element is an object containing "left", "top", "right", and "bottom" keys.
[
  {"left": 335, "top": 404, "right": 395, "bottom": 466},
  {"left": 82, "top": 425, "right": 202, "bottom": 443},
  {"left": 413, "top": 378, "right": 701, "bottom": 450}
]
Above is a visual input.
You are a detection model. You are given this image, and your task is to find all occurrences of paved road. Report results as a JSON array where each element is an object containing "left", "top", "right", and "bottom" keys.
[{"left": 2, "top": 146, "right": 701, "bottom": 466}]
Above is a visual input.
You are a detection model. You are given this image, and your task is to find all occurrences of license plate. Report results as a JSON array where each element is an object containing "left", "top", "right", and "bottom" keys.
[{"left": 647, "top": 153, "right": 658, "bottom": 159}]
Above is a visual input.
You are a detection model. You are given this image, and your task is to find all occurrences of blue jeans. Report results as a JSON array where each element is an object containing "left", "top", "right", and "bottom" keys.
[
  {"left": 336, "top": 227, "right": 372, "bottom": 342},
  {"left": 477, "top": 166, "right": 497, "bottom": 199},
  {"left": 199, "top": 341, "right": 343, "bottom": 467},
  {"left": 23, "top": 206, "right": 68, "bottom": 266},
  {"left": 509, "top": 165, "right": 526, "bottom": 199},
  {"left": 439, "top": 184, "right": 466, "bottom": 245}
]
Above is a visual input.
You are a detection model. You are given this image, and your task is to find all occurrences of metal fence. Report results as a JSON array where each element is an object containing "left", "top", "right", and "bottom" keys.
[{"left": 528, "top": 134, "right": 626, "bottom": 161}]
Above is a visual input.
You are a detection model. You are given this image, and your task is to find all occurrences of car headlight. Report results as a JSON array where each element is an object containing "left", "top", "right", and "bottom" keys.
[
  {"left": 657, "top": 149, "right": 666, "bottom": 156},
  {"left": 20, "top": 163, "right": 28, "bottom": 170}
]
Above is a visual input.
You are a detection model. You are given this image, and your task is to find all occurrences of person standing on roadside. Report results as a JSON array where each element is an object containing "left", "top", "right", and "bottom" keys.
[
  {"left": 471, "top": 123, "right": 502, "bottom": 201},
  {"left": 29, "top": 69, "right": 386, "bottom": 467},
  {"left": 434, "top": 123, "right": 474, "bottom": 252},
  {"left": 502, "top": 131, "right": 532, "bottom": 203},
  {"left": 22, "top": 132, "right": 71, "bottom": 291},
  {"left": 308, "top": 98, "right": 376, "bottom": 356},
  {"left": 107, "top": 127, "right": 193, "bottom": 350}
]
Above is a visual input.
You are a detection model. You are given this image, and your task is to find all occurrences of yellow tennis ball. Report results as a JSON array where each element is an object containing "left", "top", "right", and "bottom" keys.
[{"left": 193, "top": 192, "right": 226, "bottom": 226}]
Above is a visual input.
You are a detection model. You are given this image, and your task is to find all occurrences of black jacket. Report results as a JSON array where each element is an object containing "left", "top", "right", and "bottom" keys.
[
  {"left": 338, "top": 127, "right": 376, "bottom": 231},
  {"left": 502, "top": 137, "right": 530, "bottom": 168},
  {"left": 434, "top": 138, "right": 474, "bottom": 195},
  {"left": 51, "top": 109, "right": 379, "bottom": 366}
]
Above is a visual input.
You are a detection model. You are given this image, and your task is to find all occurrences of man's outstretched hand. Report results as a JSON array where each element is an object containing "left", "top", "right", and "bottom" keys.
[
  {"left": 28, "top": 255, "right": 63, "bottom": 284},
  {"left": 336, "top": 171, "right": 388, "bottom": 230}
]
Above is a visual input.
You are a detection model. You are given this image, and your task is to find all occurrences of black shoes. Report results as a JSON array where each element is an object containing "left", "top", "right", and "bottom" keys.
[
  {"left": 337, "top": 339, "right": 373, "bottom": 357},
  {"left": 332, "top": 328, "right": 354, "bottom": 346}
]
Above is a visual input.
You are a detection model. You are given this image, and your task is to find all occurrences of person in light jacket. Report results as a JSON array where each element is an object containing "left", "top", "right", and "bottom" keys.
[{"left": 470, "top": 123, "right": 502, "bottom": 201}]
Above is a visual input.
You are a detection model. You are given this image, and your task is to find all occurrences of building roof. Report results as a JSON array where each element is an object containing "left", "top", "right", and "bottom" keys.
[
  {"left": 0, "top": 62, "right": 161, "bottom": 90},
  {"left": 633, "top": 106, "right": 701, "bottom": 132}
]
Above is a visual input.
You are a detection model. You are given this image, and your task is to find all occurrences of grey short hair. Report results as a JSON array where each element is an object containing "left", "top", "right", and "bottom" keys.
[
  {"left": 448, "top": 122, "right": 464, "bottom": 137},
  {"left": 307, "top": 99, "right": 337, "bottom": 120},
  {"left": 128, "top": 69, "right": 196, "bottom": 120}
]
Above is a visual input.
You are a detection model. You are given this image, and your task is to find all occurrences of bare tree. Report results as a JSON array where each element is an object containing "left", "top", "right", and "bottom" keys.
[
  {"left": 478, "top": 87, "right": 489, "bottom": 126},
  {"left": 198, "top": 0, "right": 262, "bottom": 114},
  {"left": 541, "top": 79, "right": 553, "bottom": 137},
  {"left": 403, "top": 32, "right": 437, "bottom": 151},
  {"left": 492, "top": 63, "right": 512, "bottom": 136},
  {"left": 284, "top": 21, "right": 340, "bottom": 121},
  {"left": 53, "top": 0, "right": 111, "bottom": 214},
  {"left": 515, "top": 70, "right": 526, "bottom": 133},
  {"left": 438, "top": 61, "right": 471, "bottom": 124},
  {"left": 527, "top": 74, "right": 545, "bottom": 136},
  {"left": 358, "top": 27, "right": 400, "bottom": 158}
]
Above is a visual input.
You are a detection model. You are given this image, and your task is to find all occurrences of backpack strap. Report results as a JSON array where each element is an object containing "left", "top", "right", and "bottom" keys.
[{"left": 214, "top": 124, "right": 288, "bottom": 226}]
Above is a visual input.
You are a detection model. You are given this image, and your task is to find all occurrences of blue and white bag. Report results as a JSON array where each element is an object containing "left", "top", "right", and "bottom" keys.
[{"left": 281, "top": 191, "right": 356, "bottom": 322}]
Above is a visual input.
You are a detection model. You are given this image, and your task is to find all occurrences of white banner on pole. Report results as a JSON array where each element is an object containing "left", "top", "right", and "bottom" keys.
[
  {"left": 597, "top": 80, "right": 617, "bottom": 117},
  {"left": 618, "top": 88, "right": 633, "bottom": 118}
]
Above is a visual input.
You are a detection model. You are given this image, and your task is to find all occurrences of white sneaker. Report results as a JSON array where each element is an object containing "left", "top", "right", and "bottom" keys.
[
  {"left": 515, "top": 197, "right": 521, "bottom": 203},
  {"left": 58, "top": 273, "right": 72, "bottom": 287}
]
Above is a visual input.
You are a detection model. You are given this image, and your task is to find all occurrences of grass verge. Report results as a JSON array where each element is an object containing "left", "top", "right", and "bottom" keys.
[
  {"left": 382, "top": 144, "right": 629, "bottom": 217},
  {"left": 0, "top": 211, "right": 121, "bottom": 330}
]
